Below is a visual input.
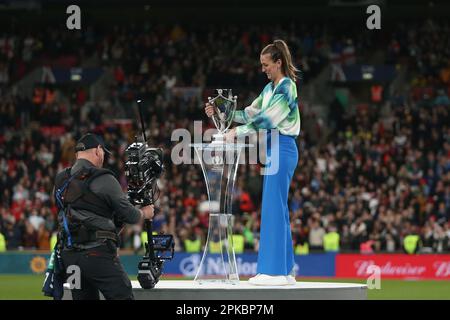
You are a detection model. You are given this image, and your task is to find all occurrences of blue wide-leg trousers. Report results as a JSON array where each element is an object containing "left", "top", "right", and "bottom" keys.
[{"left": 256, "top": 133, "right": 298, "bottom": 275}]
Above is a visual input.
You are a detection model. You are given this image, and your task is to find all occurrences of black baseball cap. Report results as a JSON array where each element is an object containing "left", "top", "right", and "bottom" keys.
[{"left": 75, "top": 133, "right": 111, "bottom": 154}]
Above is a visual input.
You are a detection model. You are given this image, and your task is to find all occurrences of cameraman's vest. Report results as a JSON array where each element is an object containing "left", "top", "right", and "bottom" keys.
[{"left": 54, "top": 166, "right": 118, "bottom": 248}]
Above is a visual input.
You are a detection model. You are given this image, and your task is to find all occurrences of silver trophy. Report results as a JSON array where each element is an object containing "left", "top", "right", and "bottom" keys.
[
  {"left": 188, "top": 89, "right": 250, "bottom": 284},
  {"left": 208, "top": 89, "right": 237, "bottom": 143}
]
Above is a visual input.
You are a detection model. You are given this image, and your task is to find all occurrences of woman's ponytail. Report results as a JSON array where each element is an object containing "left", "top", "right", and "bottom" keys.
[{"left": 262, "top": 39, "right": 299, "bottom": 81}]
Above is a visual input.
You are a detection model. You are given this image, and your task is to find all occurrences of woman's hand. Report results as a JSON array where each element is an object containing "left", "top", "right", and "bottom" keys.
[
  {"left": 224, "top": 128, "right": 237, "bottom": 142},
  {"left": 205, "top": 102, "right": 215, "bottom": 117}
]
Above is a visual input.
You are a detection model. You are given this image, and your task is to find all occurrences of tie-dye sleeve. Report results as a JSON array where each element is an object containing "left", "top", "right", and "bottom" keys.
[
  {"left": 235, "top": 80, "right": 297, "bottom": 136},
  {"left": 233, "top": 93, "right": 263, "bottom": 124}
]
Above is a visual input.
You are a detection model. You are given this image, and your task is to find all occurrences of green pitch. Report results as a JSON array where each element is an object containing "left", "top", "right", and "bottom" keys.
[{"left": 0, "top": 275, "right": 448, "bottom": 300}]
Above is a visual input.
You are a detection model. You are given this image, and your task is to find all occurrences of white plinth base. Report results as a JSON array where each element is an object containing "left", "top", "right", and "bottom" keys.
[{"left": 63, "top": 280, "right": 367, "bottom": 300}]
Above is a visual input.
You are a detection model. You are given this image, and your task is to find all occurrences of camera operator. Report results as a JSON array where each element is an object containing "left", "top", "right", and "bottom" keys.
[{"left": 54, "top": 133, "right": 154, "bottom": 300}]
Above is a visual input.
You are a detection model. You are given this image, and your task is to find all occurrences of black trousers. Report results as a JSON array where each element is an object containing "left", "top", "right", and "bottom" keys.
[{"left": 61, "top": 243, "right": 134, "bottom": 300}]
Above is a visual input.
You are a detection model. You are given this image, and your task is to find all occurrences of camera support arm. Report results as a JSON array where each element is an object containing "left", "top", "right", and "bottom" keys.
[{"left": 144, "top": 219, "right": 155, "bottom": 261}]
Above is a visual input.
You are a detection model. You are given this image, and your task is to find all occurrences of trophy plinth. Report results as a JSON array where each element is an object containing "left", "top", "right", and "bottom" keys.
[{"left": 190, "top": 142, "right": 251, "bottom": 285}]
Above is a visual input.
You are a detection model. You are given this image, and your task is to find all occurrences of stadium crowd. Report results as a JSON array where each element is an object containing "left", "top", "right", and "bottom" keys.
[{"left": 0, "top": 19, "right": 449, "bottom": 254}]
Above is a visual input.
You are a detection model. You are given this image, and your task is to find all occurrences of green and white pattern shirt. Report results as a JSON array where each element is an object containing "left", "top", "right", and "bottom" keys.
[{"left": 234, "top": 77, "right": 300, "bottom": 137}]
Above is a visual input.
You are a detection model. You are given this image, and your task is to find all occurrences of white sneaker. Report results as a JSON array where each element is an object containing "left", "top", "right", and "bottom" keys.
[
  {"left": 289, "top": 268, "right": 296, "bottom": 277},
  {"left": 286, "top": 275, "right": 297, "bottom": 285},
  {"left": 248, "top": 274, "right": 290, "bottom": 286},
  {"left": 248, "top": 274, "right": 262, "bottom": 284}
]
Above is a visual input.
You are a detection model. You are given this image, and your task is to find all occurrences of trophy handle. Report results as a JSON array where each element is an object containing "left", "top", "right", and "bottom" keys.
[{"left": 208, "top": 96, "right": 223, "bottom": 132}]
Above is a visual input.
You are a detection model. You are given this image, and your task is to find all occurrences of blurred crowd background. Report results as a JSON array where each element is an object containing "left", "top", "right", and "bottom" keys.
[{"left": 0, "top": 2, "right": 449, "bottom": 254}]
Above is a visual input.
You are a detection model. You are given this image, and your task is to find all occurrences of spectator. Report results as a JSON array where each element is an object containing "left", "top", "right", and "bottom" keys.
[
  {"left": 308, "top": 217, "right": 325, "bottom": 251},
  {"left": 22, "top": 221, "right": 38, "bottom": 249},
  {"left": 37, "top": 224, "right": 50, "bottom": 250}
]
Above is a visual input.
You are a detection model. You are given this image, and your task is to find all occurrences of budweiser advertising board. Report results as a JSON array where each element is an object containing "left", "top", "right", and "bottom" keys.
[{"left": 336, "top": 254, "right": 450, "bottom": 280}]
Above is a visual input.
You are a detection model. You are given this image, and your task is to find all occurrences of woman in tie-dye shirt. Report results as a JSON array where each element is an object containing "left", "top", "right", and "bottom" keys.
[{"left": 205, "top": 40, "right": 300, "bottom": 286}]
